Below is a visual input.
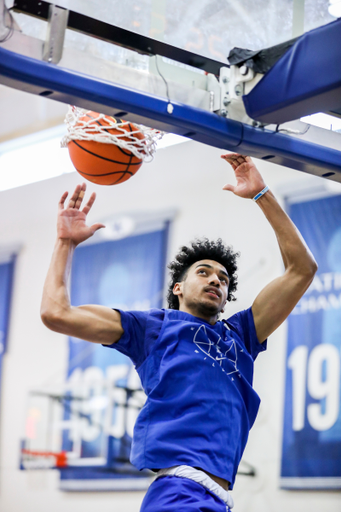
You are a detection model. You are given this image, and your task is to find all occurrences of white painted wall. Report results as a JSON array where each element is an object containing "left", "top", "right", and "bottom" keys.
[{"left": 0, "top": 138, "right": 340, "bottom": 512}]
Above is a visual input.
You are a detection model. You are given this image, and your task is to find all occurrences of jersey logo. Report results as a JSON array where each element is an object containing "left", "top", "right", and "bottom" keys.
[{"left": 192, "top": 324, "right": 238, "bottom": 376}]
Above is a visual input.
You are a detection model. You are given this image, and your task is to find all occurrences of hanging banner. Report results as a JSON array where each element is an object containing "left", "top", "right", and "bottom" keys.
[
  {"left": 281, "top": 195, "right": 341, "bottom": 489},
  {"left": 59, "top": 228, "right": 169, "bottom": 491},
  {"left": 0, "top": 255, "right": 16, "bottom": 413}
]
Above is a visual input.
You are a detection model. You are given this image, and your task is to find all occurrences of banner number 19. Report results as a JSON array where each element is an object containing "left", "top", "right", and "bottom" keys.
[{"left": 288, "top": 344, "right": 340, "bottom": 431}]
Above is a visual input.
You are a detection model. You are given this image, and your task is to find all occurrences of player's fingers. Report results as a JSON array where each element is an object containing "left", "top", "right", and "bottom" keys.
[
  {"left": 236, "top": 159, "right": 246, "bottom": 168},
  {"left": 68, "top": 184, "right": 82, "bottom": 209},
  {"left": 58, "top": 191, "right": 68, "bottom": 210},
  {"left": 221, "top": 152, "right": 245, "bottom": 160},
  {"left": 221, "top": 153, "right": 237, "bottom": 162},
  {"left": 230, "top": 156, "right": 249, "bottom": 170},
  {"left": 223, "top": 153, "right": 248, "bottom": 164},
  {"left": 221, "top": 153, "right": 239, "bottom": 161},
  {"left": 82, "top": 192, "right": 96, "bottom": 215},
  {"left": 226, "top": 154, "right": 246, "bottom": 165},
  {"left": 221, "top": 155, "right": 238, "bottom": 170},
  {"left": 74, "top": 185, "right": 86, "bottom": 210}
]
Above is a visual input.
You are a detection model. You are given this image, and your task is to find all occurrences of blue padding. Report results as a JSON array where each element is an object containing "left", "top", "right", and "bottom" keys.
[
  {"left": 243, "top": 19, "right": 341, "bottom": 123},
  {"left": 1, "top": 46, "right": 341, "bottom": 179}
]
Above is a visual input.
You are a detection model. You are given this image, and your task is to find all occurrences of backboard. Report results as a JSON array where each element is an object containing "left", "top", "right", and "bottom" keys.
[
  {"left": 1, "top": 0, "right": 341, "bottom": 180},
  {"left": 7, "top": 0, "right": 336, "bottom": 68},
  {"left": 21, "top": 367, "right": 152, "bottom": 487}
]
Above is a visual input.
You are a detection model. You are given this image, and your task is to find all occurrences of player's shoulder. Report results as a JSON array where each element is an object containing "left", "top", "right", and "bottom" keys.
[{"left": 223, "top": 307, "right": 253, "bottom": 334}]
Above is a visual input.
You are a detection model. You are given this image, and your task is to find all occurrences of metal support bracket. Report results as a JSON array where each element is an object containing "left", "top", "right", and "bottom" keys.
[
  {"left": 229, "top": 64, "right": 256, "bottom": 100},
  {"left": 0, "top": 0, "right": 21, "bottom": 41},
  {"left": 219, "top": 64, "right": 265, "bottom": 124},
  {"left": 42, "top": 4, "right": 68, "bottom": 64},
  {"left": 0, "top": 0, "right": 7, "bottom": 40},
  {"left": 206, "top": 73, "right": 221, "bottom": 112},
  {"left": 0, "top": 0, "right": 7, "bottom": 41},
  {"left": 218, "top": 67, "right": 231, "bottom": 117}
]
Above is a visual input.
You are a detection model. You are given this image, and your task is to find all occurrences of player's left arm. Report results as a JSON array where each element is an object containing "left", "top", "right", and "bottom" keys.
[{"left": 222, "top": 153, "right": 318, "bottom": 343}]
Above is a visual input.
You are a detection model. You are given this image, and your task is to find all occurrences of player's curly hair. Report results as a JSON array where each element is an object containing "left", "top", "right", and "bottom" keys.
[{"left": 167, "top": 238, "right": 239, "bottom": 310}]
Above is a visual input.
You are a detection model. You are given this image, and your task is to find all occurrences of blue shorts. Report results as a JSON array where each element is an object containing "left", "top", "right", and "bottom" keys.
[{"left": 140, "top": 475, "right": 229, "bottom": 512}]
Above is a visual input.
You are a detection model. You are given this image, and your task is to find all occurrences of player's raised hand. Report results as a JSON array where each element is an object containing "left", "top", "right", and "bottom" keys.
[
  {"left": 57, "top": 183, "right": 105, "bottom": 245},
  {"left": 221, "top": 153, "right": 266, "bottom": 199}
]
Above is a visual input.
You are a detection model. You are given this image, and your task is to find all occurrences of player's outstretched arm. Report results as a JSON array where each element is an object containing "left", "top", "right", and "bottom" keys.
[
  {"left": 41, "top": 184, "right": 123, "bottom": 345},
  {"left": 222, "top": 153, "right": 318, "bottom": 343}
]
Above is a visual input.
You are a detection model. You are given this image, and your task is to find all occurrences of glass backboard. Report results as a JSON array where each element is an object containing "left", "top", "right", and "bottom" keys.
[{"left": 8, "top": 0, "right": 337, "bottom": 72}]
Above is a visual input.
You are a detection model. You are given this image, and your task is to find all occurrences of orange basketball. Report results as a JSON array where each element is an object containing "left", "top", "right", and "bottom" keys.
[{"left": 67, "top": 111, "right": 145, "bottom": 185}]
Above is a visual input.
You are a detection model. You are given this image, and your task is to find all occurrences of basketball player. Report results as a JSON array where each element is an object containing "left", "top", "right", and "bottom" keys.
[{"left": 41, "top": 154, "right": 317, "bottom": 511}]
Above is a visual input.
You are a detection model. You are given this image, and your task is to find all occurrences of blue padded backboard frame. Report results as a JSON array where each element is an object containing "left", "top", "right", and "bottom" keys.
[
  {"left": 1, "top": 45, "right": 341, "bottom": 180},
  {"left": 243, "top": 18, "right": 341, "bottom": 124}
]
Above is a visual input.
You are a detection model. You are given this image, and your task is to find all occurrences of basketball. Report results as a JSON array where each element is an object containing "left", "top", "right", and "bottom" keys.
[{"left": 67, "top": 111, "right": 145, "bottom": 186}]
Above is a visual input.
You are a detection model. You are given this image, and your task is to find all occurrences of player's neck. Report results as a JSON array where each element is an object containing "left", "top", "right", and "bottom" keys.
[{"left": 179, "top": 304, "right": 218, "bottom": 325}]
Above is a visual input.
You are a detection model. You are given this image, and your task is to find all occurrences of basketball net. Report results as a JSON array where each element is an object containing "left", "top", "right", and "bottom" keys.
[{"left": 61, "top": 106, "right": 164, "bottom": 162}]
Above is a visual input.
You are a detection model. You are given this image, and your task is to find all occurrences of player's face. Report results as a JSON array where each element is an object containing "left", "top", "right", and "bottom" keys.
[{"left": 173, "top": 259, "right": 229, "bottom": 323}]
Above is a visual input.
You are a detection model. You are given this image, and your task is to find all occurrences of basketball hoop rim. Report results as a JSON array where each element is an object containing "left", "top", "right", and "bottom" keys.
[{"left": 21, "top": 448, "right": 68, "bottom": 468}]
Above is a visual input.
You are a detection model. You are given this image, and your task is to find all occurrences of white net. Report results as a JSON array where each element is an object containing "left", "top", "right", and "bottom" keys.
[{"left": 61, "top": 106, "right": 164, "bottom": 162}]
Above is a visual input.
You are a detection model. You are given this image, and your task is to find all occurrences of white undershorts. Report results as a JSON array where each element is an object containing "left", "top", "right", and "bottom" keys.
[{"left": 155, "top": 465, "right": 234, "bottom": 509}]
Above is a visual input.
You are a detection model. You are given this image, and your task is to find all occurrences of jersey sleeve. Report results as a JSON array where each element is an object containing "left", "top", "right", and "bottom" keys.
[
  {"left": 226, "top": 307, "right": 267, "bottom": 360},
  {"left": 103, "top": 309, "right": 164, "bottom": 368}
]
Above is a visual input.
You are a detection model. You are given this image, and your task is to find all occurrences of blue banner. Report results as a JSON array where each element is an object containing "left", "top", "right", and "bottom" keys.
[
  {"left": 0, "top": 256, "right": 16, "bottom": 412},
  {"left": 281, "top": 195, "right": 341, "bottom": 489},
  {"left": 60, "top": 228, "right": 168, "bottom": 490}
]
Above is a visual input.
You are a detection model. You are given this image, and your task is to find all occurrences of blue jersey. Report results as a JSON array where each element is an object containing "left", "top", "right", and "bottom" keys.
[{"left": 105, "top": 307, "right": 266, "bottom": 489}]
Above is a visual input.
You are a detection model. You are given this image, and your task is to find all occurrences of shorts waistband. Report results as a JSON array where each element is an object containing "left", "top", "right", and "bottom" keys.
[{"left": 155, "top": 465, "right": 234, "bottom": 509}]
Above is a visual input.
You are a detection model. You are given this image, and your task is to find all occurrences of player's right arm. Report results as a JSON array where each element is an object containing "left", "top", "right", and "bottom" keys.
[{"left": 41, "top": 184, "right": 123, "bottom": 345}]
